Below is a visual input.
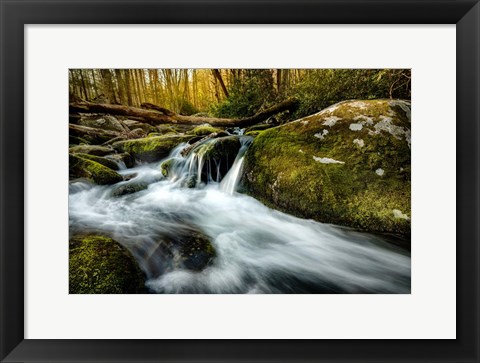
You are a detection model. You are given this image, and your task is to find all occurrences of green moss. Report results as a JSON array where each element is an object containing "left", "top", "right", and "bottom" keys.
[
  {"left": 69, "top": 154, "right": 123, "bottom": 185},
  {"left": 69, "top": 235, "right": 146, "bottom": 294},
  {"left": 156, "top": 124, "right": 180, "bottom": 135},
  {"left": 75, "top": 153, "right": 120, "bottom": 170},
  {"left": 245, "top": 130, "right": 264, "bottom": 137},
  {"left": 189, "top": 125, "right": 223, "bottom": 136},
  {"left": 160, "top": 159, "right": 174, "bottom": 177},
  {"left": 244, "top": 123, "right": 274, "bottom": 133},
  {"left": 112, "top": 135, "right": 192, "bottom": 162},
  {"left": 242, "top": 99, "right": 411, "bottom": 236}
]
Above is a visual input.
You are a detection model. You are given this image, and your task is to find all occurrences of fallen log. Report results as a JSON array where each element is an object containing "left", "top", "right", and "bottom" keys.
[{"left": 69, "top": 98, "right": 298, "bottom": 127}]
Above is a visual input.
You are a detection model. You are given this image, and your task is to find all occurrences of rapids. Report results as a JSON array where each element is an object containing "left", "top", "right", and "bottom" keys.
[{"left": 69, "top": 136, "right": 411, "bottom": 294}]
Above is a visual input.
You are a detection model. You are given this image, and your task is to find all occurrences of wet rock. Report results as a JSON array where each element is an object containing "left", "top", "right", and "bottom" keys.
[{"left": 105, "top": 152, "right": 135, "bottom": 168}]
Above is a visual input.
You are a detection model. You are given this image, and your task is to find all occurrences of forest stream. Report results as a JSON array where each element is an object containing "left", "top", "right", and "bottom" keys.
[{"left": 69, "top": 135, "right": 411, "bottom": 294}]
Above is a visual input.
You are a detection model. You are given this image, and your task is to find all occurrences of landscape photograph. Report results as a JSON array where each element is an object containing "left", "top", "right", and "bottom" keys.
[{"left": 68, "top": 68, "right": 411, "bottom": 294}]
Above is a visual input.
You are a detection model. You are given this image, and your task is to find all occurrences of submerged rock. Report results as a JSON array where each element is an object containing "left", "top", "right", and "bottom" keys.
[
  {"left": 69, "top": 235, "right": 145, "bottom": 294},
  {"left": 242, "top": 99, "right": 411, "bottom": 236},
  {"left": 112, "top": 135, "right": 192, "bottom": 162},
  {"left": 69, "top": 144, "right": 114, "bottom": 157},
  {"left": 112, "top": 182, "right": 148, "bottom": 197},
  {"left": 144, "top": 230, "right": 216, "bottom": 276},
  {"left": 69, "top": 154, "right": 123, "bottom": 185}
]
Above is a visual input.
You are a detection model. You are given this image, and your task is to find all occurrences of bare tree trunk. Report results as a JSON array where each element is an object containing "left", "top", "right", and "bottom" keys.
[
  {"left": 212, "top": 69, "right": 229, "bottom": 98},
  {"left": 79, "top": 70, "right": 89, "bottom": 100},
  {"left": 122, "top": 70, "right": 133, "bottom": 106},
  {"left": 100, "top": 69, "right": 117, "bottom": 104},
  {"left": 90, "top": 70, "right": 99, "bottom": 98}
]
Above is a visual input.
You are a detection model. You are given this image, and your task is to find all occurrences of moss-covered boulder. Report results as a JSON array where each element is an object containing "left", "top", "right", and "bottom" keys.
[
  {"left": 112, "top": 135, "right": 192, "bottom": 162},
  {"left": 69, "top": 144, "right": 114, "bottom": 157},
  {"left": 242, "top": 99, "right": 411, "bottom": 236},
  {"left": 69, "top": 154, "right": 123, "bottom": 185},
  {"left": 69, "top": 235, "right": 145, "bottom": 294},
  {"left": 75, "top": 153, "right": 120, "bottom": 170},
  {"left": 188, "top": 125, "right": 223, "bottom": 136}
]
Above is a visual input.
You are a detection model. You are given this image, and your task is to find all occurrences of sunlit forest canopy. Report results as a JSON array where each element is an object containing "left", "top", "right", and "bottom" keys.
[{"left": 69, "top": 69, "right": 411, "bottom": 121}]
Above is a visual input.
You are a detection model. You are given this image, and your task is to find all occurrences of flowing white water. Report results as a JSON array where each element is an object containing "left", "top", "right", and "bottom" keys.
[
  {"left": 220, "top": 138, "right": 252, "bottom": 194},
  {"left": 69, "top": 139, "right": 410, "bottom": 294}
]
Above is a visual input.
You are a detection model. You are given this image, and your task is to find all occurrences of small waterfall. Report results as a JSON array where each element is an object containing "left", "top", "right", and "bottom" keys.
[
  {"left": 220, "top": 137, "right": 252, "bottom": 194},
  {"left": 161, "top": 136, "right": 252, "bottom": 190}
]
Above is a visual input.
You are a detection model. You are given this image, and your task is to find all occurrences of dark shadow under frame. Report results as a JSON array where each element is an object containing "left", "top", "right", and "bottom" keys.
[{"left": 0, "top": 1, "right": 478, "bottom": 362}]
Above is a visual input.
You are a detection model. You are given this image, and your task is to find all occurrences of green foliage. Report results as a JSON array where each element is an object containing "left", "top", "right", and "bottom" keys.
[
  {"left": 69, "top": 235, "right": 146, "bottom": 294},
  {"left": 292, "top": 69, "right": 411, "bottom": 119},
  {"left": 209, "top": 69, "right": 411, "bottom": 122},
  {"left": 179, "top": 99, "right": 198, "bottom": 116},
  {"left": 211, "top": 70, "right": 276, "bottom": 118}
]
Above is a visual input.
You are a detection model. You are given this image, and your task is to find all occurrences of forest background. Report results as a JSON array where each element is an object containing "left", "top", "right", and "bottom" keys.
[{"left": 69, "top": 69, "right": 411, "bottom": 123}]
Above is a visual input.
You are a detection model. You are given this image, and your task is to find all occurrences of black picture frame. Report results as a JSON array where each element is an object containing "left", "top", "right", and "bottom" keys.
[{"left": 1, "top": 0, "right": 479, "bottom": 362}]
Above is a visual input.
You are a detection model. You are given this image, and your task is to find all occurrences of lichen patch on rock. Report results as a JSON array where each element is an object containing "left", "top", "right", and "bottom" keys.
[
  {"left": 349, "top": 123, "right": 363, "bottom": 131},
  {"left": 313, "top": 156, "right": 345, "bottom": 164}
]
